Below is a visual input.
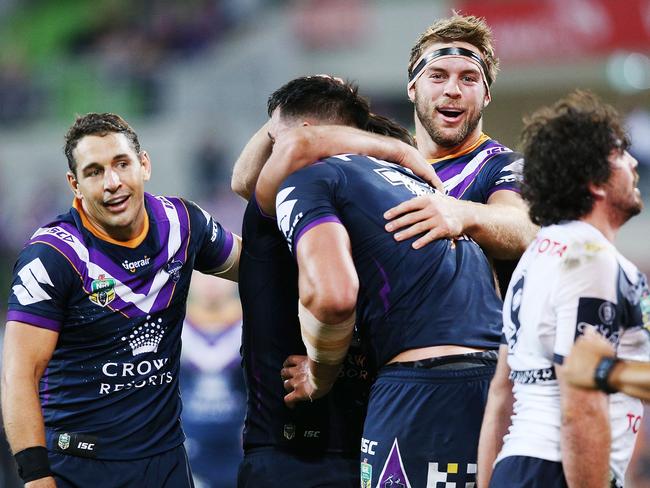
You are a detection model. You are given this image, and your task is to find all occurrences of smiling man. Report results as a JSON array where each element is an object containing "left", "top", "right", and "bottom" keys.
[{"left": 2, "top": 113, "right": 240, "bottom": 488}]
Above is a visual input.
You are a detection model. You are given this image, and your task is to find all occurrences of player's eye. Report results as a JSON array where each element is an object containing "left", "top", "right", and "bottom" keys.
[{"left": 87, "top": 168, "right": 102, "bottom": 177}]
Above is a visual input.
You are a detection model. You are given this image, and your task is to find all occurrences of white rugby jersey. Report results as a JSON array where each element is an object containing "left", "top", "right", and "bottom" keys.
[{"left": 498, "top": 220, "right": 650, "bottom": 484}]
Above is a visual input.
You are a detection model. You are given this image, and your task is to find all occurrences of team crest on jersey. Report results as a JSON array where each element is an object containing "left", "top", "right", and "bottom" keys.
[
  {"left": 376, "top": 439, "right": 412, "bottom": 488},
  {"left": 58, "top": 433, "right": 71, "bottom": 450},
  {"left": 164, "top": 259, "right": 183, "bottom": 283},
  {"left": 89, "top": 274, "right": 116, "bottom": 307}
]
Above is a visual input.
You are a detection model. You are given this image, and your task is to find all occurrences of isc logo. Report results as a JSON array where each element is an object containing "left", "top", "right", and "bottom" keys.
[
  {"left": 77, "top": 442, "right": 95, "bottom": 451},
  {"left": 361, "top": 438, "right": 377, "bottom": 455},
  {"left": 304, "top": 431, "right": 320, "bottom": 438}
]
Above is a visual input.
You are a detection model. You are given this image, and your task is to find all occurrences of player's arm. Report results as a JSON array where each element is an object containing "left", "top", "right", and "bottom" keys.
[
  {"left": 1, "top": 321, "right": 58, "bottom": 487},
  {"left": 565, "top": 327, "right": 650, "bottom": 400},
  {"left": 556, "top": 362, "right": 611, "bottom": 487},
  {"left": 477, "top": 345, "right": 513, "bottom": 488},
  {"left": 256, "top": 125, "right": 441, "bottom": 216},
  {"left": 209, "top": 233, "right": 241, "bottom": 282},
  {"left": 231, "top": 120, "right": 273, "bottom": 200},
  {"left": 384, "top": 188, "right": 537, "bottom": 259},
  {"left": 283, "top": 221, "right": 359, "bottom": 407}
]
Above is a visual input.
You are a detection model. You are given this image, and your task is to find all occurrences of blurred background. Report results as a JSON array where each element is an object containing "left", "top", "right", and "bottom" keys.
[{"left": 0, "top": 0, "right": 648, "bottom": 486}]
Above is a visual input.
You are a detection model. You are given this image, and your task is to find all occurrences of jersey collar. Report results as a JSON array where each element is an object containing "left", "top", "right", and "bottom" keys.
[{"left": 73, "top": 198, "right": 150, "bottom": 248}]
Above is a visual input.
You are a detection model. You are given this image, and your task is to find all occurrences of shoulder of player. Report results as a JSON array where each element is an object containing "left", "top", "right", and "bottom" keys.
[{"left": 557, "top": 224, "right": 618, "bottom": 273}]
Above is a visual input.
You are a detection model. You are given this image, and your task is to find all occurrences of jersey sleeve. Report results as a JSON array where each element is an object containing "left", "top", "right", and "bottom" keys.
[
  {"left": 275, "top": 161, "right": 343, "bottom": 256},
  {"left": 481, "top": 151, "right": 524, "bottom": 199},
  {"left": 184, "top": 200, "right": 238, "bottom": 274},
  {"left": 551, "top": 244, "right": 619, "bottom": 364},
  {"left": 6, "top": 242, "right": 76, "bottom": 332}
]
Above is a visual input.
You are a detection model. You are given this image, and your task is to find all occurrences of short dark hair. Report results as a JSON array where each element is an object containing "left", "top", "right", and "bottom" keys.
[
  {"left": 520, "top": 90, "right": 629, "bottom": 226},
  {"left": 267, "top": 76, "right": 414, "bottom": 146},
  {"left": 64, "top": 113, "right": 141, "bottom": 174}
]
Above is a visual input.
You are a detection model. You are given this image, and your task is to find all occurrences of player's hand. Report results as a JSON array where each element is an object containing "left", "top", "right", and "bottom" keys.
[
  {"left": 396, "top": 146, "right": 444, "bottom": 192},
  {"left": 281, "top": 355, "right": 334, "bottom": 408},
  {"left": 564, "top": 327, "right": 616, "bottom": 390},
  {"left": 26, "top": 476, "right": 57, "bottom": 488},
  {"left": 384, "top": 193, "right": 464, "bottom": 249}
]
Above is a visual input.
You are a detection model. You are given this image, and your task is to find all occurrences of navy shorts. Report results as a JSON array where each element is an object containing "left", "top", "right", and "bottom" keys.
[
  {"left": 237, "top": 447, "right": 358, "bottom": 488},
  {"left": 360, "top": 360, "right": 495, "bottom": 488},
  {"left": 49, "top": 444, "right": 194, "bottom": 488},
  {"left": 490, "top": 456, "right": 568, "bottom": 488}
]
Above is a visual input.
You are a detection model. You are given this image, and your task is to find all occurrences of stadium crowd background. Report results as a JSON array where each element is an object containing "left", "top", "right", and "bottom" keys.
[{"left": 0, "top": 0, "right": 649, "bottom": 486}]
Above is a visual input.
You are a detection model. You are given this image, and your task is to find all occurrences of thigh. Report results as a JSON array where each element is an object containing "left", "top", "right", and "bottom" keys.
[
  {"left": 361, "top": 368, "right": 493, "bottom": 488},
  {"left": 490, "top": 456, "right": 568, "bottom": 488},
  {"left": 50, "top": 445, "right": 194, "bottom": 488},
  {"left": 238, "top": 449, "right": 358, "bottom": 488}
]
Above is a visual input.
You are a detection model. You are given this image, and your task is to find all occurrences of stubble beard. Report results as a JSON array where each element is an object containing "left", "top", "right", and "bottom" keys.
[{"left": 415, "top": 95, "right": 483, "bottom": 149}]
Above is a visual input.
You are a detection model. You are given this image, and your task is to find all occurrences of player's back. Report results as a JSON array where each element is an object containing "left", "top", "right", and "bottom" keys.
[{"left": 278, "top": 155, "right": 503, "bottom": 367}]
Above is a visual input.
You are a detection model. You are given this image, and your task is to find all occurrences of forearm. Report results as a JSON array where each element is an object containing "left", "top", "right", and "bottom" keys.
[
  {"left": 231, "top": 120, "right": 273, "bottom": 200},
  {"left": 477, "top": 347, "right": 513, "bottom": 488},
  {"left": 461, "top": 200, "right": 536, "bottom": 259},
  {"left": 609, "top": 361, "right": 650, "bottom": 401},
  {"left": 477, "top": 391, "right": 513, "bottom": 487},
  {"left": 560, "top": 373, "right": 610, "bottom": 487},
  {"left": 2, "top": 372, "right": 47, "bottom": 453}
]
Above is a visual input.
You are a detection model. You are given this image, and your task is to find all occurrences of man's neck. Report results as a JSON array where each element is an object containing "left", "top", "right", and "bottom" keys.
[
  {"left": 580, "top": 204, "right": 622, "bottom": 243},
  {"left": 414, "top": 117, "right": 485, "bottom": 160}
]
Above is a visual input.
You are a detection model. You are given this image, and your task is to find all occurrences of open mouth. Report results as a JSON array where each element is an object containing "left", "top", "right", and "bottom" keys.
[
  {"left": 436, "top": 107, "right": 464, "bottom": 120},
  {"left": 104, "top": 195, "right": 130, "bottom": 211}
]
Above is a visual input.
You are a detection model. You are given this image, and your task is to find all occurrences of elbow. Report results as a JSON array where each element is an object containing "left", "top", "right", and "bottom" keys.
[
  {"left": 231, "top": 174, "right": 251, "bottom": 200},
  {"left": 303, "top": 281, "right": 358, "bottom": 324}
]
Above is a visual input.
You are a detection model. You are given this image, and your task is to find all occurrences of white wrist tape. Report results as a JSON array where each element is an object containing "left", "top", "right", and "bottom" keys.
[{"left": 299, "top": 301, "right": 355, "bottom": 365}]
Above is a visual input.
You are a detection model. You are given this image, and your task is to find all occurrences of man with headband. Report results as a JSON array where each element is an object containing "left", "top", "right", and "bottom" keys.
[{"left": 390, "top": 14, "right": 536, "bottom": 294}]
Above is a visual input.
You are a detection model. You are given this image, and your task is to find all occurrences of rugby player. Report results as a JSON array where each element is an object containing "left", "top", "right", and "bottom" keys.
[
  {"left": 260, "top": 89, "right": 503, "bottom": 488},
  {"left": 2, "top": 113, "right": 241, "bottom": 488},
  {"left": 251, "top": 14, "right": 537, "bottom": 292},
  {"left": 232, "top": 76, "right": 439, "bottom": 488},
  {"left": 477, "top": 91, "right": 646, "bottom": 488}
]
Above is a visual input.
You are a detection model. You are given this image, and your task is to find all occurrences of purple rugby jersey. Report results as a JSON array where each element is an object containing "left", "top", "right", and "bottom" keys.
[{"left": 7, "top": 193, "right": 235, "bottom": 460}]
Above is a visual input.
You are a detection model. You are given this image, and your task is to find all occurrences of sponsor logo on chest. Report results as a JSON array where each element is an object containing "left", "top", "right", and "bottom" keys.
[{"left": 122, "top": 256, "right": 151, "bottom": 273}]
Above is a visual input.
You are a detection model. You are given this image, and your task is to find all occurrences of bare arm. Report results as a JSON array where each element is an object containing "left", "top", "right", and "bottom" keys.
[
  {"left": 477, "top": 345, "right": 513, "bottom": 488},
  {"left": 384, "top": 189, "right": 538, "bottom": 259},
  {"left": 2, "top": 321, "right": 58, "bottom": 487},
  {"left": 557, "top": 363, "right": 611, "bottom": 488},
  {"left": 282, "top": 222, "right": 359, "bottom": 407},
  {"left": 256, "top": 125, "right": 442, "bottom": 216},
  {"left": 565, "top": 327, "right": 650, "bottom": 400},
  {"left": 231, "top": 120, "right": 273, "bottom": 200}
]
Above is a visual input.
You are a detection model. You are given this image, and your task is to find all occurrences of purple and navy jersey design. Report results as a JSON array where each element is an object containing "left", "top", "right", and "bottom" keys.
[
  {"left": 277, "top": 155, "right": 503, "bottom": 367},
  {"left": 7, "top": 193, "right": 234, "bottom": 460},
  {"left": 239, "top": 195, "right": 371, "bottom": 455},
  {"left": 435, "top": 137, "right": 522, "bottom": 202},
  {"left": 435, "top": 136, "right": 523, "bottom": 292}
]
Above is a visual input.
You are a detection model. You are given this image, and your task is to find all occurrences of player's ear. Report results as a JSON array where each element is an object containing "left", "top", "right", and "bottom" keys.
[
  {"left": 588, "top": 181, "right": 606, "bottom": 200},
  {"left": 407, "top": 84, "right": 416, "bottom": 103},
  {"left": 67, "top": 171, "right": 82, "bottom": 200},
  {"left": 139, "top": 151, "right": 152, "bottom": 181}
]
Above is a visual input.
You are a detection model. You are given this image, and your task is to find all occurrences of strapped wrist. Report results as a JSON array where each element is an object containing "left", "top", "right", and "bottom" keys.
[
  {"left": 14, "top": 446, "right": 52, "bottom": 483},
  {"left": 298, "top": 301, "right": 355, "bottom": 365},
  {"left": 594, "top": 356, "right": 620, "bottom": 394}
]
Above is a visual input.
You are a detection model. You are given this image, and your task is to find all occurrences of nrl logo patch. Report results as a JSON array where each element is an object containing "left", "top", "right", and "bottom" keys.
[
  {"left": 58, "top": 433, "right": 71, "bottom": 450},
  {"left": 283, "top": 423, "right": 296, "bottom": 440},
  {"left": 89, "top": 274, "right": 116, "bottom": 307}
]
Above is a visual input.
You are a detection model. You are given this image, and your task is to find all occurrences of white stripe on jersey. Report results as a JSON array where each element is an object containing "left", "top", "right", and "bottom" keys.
[
  {"left": 443, "top": 145, "right": 512, "bottom": 193},
  {"left": 31, "top": 200, "right": 185, "bottom": 315},
  {"left": 13, "top": 257, "right": 54, "bottom": 305}
]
